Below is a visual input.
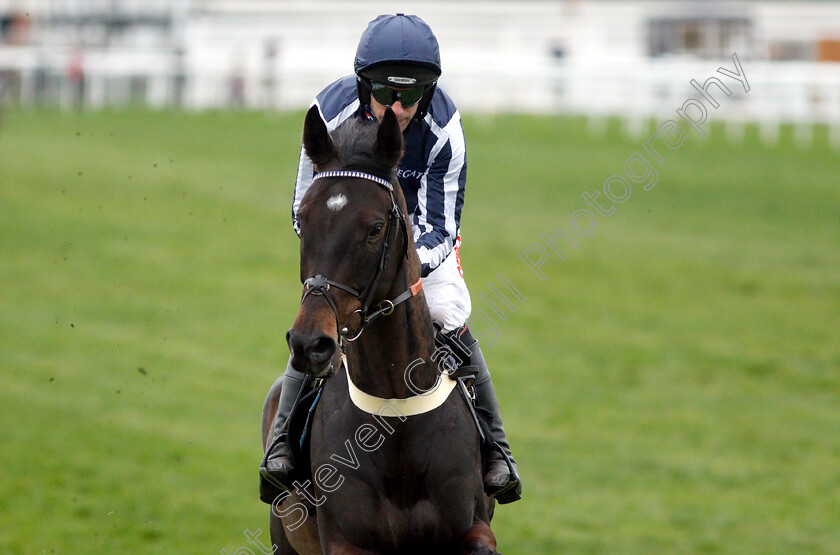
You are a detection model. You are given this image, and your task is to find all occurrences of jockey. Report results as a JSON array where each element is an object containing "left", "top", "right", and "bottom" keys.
[{"left": 261, "top": 13, "right": 521, "bottom": 504}]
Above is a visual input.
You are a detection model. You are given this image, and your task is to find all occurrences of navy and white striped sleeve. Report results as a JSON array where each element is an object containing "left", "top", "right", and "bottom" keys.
[
  {"left": 292, "top": 77, "right": 360, "bottom": 235},
  {"left": 414, "top": 110, "right": 467, "bottom": 277},
  {"left": 292, "top": 141, "right": 315, "bottom": 236}
]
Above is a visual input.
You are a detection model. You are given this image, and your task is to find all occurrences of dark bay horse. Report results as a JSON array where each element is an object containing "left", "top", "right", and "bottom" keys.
[{"left": 261, "top": 106, "right": 498, "bottom": 554}]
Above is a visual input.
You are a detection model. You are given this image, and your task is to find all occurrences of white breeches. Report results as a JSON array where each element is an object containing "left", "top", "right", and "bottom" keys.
[{"left": 422, "top": 239, "right": 472, "bottom": 332}]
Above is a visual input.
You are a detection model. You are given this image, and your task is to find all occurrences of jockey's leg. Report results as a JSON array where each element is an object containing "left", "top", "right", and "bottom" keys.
[
  {"left": 260, "top": 359, "right": 307, "bottom": 499},
  {"left": 460, "top": 328, "right": 523, "bottom": 504},
  {"left": 422, "top": 243, "right": 521, "bottom": 503}
]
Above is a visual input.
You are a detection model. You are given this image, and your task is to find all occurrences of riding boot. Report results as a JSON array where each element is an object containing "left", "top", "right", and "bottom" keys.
[
  {"left": 259, "top": 360, "right": 307, "bottom": 502},
  {"left": 466, "top": 336, "right": 523, "bottom": 504}
]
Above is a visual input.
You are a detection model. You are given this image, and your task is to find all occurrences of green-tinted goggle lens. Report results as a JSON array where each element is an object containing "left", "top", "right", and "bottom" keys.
[{"left": 370, "top": 82, "right": 425, "bottom": 108}]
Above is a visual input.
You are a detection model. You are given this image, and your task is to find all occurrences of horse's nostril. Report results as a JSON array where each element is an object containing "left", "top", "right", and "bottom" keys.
[
  {"left": 307, "top": 336, "right": 336, "bottom": 363},
  {"left": 287, "top": 330, "right": 304, "bottom": 356}
]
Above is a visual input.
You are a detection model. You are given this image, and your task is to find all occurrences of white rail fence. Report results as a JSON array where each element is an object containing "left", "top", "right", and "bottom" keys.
[{"left": 2, "top": 45, "right": 839, "bottom": 147}]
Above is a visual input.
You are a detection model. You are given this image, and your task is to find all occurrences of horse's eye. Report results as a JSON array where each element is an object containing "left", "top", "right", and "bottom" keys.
[{"left": 367, "top": 223, "right": 384, "bottom": 241}]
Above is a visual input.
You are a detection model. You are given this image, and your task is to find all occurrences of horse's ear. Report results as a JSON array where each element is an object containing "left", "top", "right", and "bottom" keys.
[
  {"left": 374, "top": 108, "right": 404, "bottom": 169},
  {"left": 303, "top": 105, "right": 337, "bottom": 169}
]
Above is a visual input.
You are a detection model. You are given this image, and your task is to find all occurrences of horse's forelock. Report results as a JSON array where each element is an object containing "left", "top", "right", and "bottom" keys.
[{"left": 331, "top": 119, "right": 395, "bottom": 179}]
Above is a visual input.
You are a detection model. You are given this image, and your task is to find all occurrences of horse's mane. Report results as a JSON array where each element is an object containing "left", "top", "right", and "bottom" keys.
[{"left": 330, "top": 118, "right": 395, "bottom": 180}]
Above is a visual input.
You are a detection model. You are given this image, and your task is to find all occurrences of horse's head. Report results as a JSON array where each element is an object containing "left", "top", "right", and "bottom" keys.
[{"left": 287, "top": 105, "right": 418, "bottom": 378}]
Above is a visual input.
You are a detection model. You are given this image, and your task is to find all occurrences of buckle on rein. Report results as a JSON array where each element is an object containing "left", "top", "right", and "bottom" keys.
[{"left": 340, "top": 298, "right": 397, "bottom": 342}]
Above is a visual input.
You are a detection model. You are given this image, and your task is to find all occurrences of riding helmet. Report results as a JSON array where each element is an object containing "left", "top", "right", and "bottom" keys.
[{"left": 354, "top": 13, "right": 441, "bottom": 119}]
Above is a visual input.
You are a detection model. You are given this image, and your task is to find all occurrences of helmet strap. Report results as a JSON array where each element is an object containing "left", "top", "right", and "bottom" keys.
[
  {"left": 416, "top": 83, "right": 437, "bottom": 120},
  {"left": 356, "top": 76, "right": 372, "bottom": 110}
]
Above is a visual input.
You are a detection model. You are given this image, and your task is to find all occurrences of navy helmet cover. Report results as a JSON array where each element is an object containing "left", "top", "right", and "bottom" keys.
[{"left": 354, "top": 13, "right": 442, "bottom": 86}]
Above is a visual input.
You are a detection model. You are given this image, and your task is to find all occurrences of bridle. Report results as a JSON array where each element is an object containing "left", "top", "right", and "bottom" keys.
[{"left": 300, "top": 170, "right": 423, "bottom": 346}]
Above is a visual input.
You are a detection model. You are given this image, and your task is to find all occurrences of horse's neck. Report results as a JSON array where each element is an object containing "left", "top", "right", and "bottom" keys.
[{"left": 346, "top": 293, "right": 438, "bottom": 399}]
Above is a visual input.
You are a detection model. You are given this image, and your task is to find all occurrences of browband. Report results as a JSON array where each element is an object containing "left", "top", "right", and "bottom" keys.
[{"left": 313, "top": 170, "right": 394, "bottom": 192}]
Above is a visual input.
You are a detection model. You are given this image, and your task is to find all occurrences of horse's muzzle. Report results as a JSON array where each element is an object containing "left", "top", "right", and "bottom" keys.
[{"left": 286, "top": 329, "right": 339, "bottom": 378}]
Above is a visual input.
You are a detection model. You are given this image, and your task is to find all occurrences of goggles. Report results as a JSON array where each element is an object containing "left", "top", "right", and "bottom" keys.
[{"left": 369, "top": 81, "right": 426, "bottom": 108}]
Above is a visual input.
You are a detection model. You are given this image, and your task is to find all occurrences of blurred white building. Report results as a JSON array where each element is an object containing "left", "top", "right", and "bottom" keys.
[{"left": 2, "top": 0, "right": 840, "bottom": 131}]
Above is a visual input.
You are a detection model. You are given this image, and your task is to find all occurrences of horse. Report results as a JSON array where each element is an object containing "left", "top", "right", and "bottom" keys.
[{"left": 260, "top": 105, "right": 499, "bottom": 554}]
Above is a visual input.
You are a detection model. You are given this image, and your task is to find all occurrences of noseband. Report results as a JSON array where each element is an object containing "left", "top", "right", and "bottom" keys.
[{"left": 301, "top": 170, "right": 423, "bottom": 345}]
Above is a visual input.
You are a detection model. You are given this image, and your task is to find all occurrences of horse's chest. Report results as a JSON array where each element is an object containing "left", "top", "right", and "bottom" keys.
[
  {"left": 314, "top": 450, "right": 473, "bottom": 551},
  {"left": 310, "top": 397, "right": 480, "bottom": 550}
]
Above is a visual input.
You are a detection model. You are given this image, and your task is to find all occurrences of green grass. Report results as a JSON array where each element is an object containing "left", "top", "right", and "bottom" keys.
[{"left": 1, "top": 108, "right": 838, "bottom": 554}]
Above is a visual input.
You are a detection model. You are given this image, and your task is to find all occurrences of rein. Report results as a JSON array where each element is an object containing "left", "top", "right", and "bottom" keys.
[{"left": 301, "top": 170, "right": 423, "bottom": 345}]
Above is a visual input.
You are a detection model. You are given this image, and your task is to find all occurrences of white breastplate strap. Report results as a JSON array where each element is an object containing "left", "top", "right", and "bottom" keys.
[{"left": 343, "top": 356, "right": 458, "bottom": 416}]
